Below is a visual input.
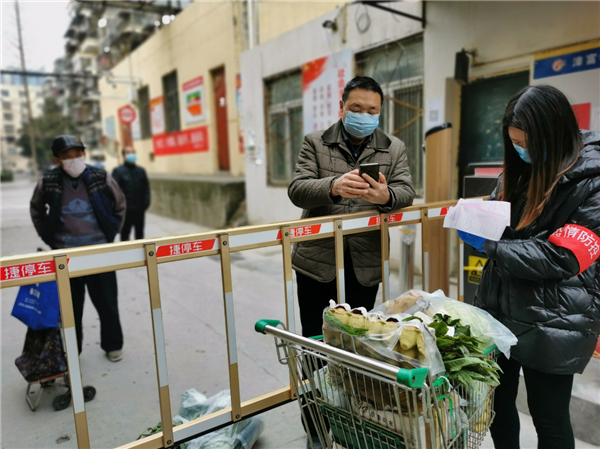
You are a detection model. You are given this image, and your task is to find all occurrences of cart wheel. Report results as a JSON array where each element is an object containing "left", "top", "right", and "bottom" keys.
[
  {"left": 53, "top": 393, "right": 71, "bottom": 411},
  {"left": 83, "top": 386, "right": 96, "bottom": 402}
]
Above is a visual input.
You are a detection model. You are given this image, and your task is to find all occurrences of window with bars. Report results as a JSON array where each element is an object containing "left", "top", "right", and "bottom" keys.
[
  {"left": 138, "top": 86, "right": 151, "bottom": 138},
  {"left": 162, "top": 71, "right": 180, "bottom": 133},
  {"left": 265, "top": 71, "right": 303, "bottom": 186},
  {"left": 356, "top": 35, "right": 424, "bottom": 197}
]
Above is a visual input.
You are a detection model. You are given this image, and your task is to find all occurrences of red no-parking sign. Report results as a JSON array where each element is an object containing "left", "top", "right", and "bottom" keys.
[{"left": 118, "top": 105, "right": 137, "bottom": 125}]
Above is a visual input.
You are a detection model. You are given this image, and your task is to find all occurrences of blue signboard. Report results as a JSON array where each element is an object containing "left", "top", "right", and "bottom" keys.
[{"left": 534, "top": 46, "right": 600, "bottom": 80}]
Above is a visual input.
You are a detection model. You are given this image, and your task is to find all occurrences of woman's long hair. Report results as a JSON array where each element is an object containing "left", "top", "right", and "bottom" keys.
[{"left": 499, "top": 85, "right": 581, "bottom": 230}]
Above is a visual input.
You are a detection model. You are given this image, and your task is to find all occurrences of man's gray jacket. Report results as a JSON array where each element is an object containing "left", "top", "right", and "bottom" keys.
[{"left": 288, "top": 120, "right": 415, "bottom": 286}]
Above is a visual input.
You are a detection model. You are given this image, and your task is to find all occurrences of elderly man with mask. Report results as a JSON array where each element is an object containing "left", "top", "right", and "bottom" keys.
[{"left": 30, "top": 135, "right": 126, "bottom": 362}]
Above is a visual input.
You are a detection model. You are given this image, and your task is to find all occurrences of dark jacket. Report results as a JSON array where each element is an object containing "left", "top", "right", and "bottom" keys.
[
  {"left": 112, "top": 163, "right": 151, "bottom": 214},
  {"left": 475, "top": 130, "right": 600, "bottom": 374},
  {"left": 288, "top": 120, "right": 415, "bottom": 286},
  {"left": 30, "top": 166, "right": 126, "bottom": 249}
]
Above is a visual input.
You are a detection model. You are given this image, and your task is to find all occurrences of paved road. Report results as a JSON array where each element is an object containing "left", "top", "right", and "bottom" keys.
[{"left": 1, "top": 176, "right": 597, "bottom": 449}]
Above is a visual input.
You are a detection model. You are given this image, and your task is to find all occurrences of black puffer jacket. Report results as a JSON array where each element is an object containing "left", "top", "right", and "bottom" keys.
[
  {"left": 112, "top": 163, "right": 151, "bottom": 214},
  {"left": 475, "top": 130, "right": 600, "bottom": 374}
]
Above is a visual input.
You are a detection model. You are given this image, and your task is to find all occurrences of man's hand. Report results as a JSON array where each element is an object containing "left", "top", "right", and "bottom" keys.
[
  {"left": 331, "top": 169, "right": 370, "bottom": 198},
  {"left": 360, "top": 172, "right": 390, "bottom": 205}
]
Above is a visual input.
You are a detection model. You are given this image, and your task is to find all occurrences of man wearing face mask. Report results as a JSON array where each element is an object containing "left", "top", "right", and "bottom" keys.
[
  {"left": 30, "top": 135, "right": 126, "bottom": 362},
  {"left": 112, "top": 146, "right": 151, "bottom": 241},
  {"left": 289, "top": 76, "right": 415, "bottom": 334},
  {"left": 289, "top": 76, "right": 415, "bottom": 448}
]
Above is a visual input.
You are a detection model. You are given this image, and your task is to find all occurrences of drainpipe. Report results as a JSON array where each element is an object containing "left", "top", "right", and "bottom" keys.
[{"left": 247, "top": 0, "right": 255, "bottom": 49}]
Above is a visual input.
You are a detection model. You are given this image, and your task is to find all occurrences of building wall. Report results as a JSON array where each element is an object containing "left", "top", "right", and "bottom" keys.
[
  {"left": 424, "top": 1, "right": 600, "bottom": 192},
  {"left": 98, "top": 1, "right": 347, "bottom": 178},
  {"left": 241, "top": 2, "right": 424, "bottom": 225},
  {"left": 98, "top": 1, "right": 243, "bottom": 176},
  {"left": 256, "top": 1, "right": 349, "bottom": 45}
]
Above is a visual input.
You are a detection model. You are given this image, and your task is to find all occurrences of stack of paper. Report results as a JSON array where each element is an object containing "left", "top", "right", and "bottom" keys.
[{"left": 443, "top": 198, "right": 511, "bottom": 241}]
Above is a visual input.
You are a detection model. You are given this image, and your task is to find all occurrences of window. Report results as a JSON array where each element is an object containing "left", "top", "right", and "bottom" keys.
[
  {"left": 8, "top": 147, "right": 18, "bottom": 155},
  {"left": 356, "top": 35, "right": 424, "bottom": 196},
  {"left": 138, "top": 85, "right": 151, "bottom": 138},
  {"left": 265, "top": 71, "right": 303, "bottom": 185},
  {"left": 2, "top": 101, "right": 11, "bottom": 110},
  {"left": 19, "top": 91, "right": 25, "bottom": 97},
  {"left": 1, "top": 90, "right": 8, "bottom": 97},
  {"left": 162, "top": 71, "right": 180, "bottom": 133},
  {"left": 4, "top": 113, "right": 13, "bottom": 121},
  {"left": 4, "top": 125, "right": 15, "bottom": 133}
]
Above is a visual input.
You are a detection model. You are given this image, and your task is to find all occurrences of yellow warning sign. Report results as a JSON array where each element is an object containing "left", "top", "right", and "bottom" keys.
[{"left": 466, "top": 256, "right": 487, "bottom": 284}]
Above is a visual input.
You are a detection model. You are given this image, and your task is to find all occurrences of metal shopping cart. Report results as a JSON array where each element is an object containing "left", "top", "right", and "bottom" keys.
[{"left": 255, "top": 319, "right": 497, "bottom": 449}]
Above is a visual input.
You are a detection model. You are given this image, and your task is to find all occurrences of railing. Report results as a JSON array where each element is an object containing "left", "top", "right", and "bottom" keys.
[{"left": 0, "top": 198, "right": 471, "bottom": 449}]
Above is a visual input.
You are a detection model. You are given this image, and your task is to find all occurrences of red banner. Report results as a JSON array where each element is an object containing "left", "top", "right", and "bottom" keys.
[{"left": 153, "top": 126, "right": 209, "bottom": 156}]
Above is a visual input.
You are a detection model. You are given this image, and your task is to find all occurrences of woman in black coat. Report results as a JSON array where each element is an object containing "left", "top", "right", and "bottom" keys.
[{"left": 459, "top": 85, "right": 600, "bottom": 449}]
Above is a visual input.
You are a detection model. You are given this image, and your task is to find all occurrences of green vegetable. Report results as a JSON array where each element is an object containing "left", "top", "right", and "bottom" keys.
[
  {"left": 137, "top": 420, "right": 186, "bottom": 448},
  {"left": 323, "top": 311, "right": 369, "bottom": 336},
  {"left": 429, "top": 314, "right": 501, "bottom": 388}
]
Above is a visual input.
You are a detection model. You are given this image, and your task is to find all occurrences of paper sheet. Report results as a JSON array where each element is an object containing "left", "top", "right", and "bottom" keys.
[{"left": 443, "top": 199, "right": 511, "bottom": 241}]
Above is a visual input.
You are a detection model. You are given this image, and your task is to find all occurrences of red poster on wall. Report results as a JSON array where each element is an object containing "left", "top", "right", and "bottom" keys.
[
  {"left": 572, "top": 103, "right": 591, "bottom": 129},
  {"left": 152, "top": 126, "right": 209, "bottom": 156}
]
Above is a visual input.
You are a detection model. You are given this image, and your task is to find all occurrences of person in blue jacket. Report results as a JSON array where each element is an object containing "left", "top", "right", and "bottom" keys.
[{"left": 459, "top": 85, "right": 600, "bottom": 449}]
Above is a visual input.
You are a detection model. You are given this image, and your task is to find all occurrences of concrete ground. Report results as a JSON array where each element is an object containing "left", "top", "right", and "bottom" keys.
[{"left": 1, "top": 176, "right": 598, "bottom": 449}]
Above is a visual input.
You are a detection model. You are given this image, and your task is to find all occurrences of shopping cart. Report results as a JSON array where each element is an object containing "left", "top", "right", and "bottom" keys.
[
  {"left": 255, "top": 319, "right": 497, "bottom": 449},
  {"left": 16, "top": 323, "right": 96, "bottom": 411}
]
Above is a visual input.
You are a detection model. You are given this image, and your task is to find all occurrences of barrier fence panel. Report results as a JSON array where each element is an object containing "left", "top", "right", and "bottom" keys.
[{"left": 0, "top": 198, "right": 481, "bottom": 449}]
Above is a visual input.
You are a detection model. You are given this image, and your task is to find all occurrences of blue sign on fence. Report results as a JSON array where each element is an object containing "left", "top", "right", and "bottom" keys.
[{"left": 534, "top": 46, "right": 600, "bottom": 80}]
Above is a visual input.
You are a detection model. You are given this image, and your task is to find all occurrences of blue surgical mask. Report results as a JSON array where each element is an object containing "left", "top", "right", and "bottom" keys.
[
  {"left": 512, "top": 144, "right": 531, "bottom": 164},
  {"left": 125, "top": 154, "right": 137, "bottom": 164},
  {"left": 343, "top": 110, "right": 380, "bottom": 138}
]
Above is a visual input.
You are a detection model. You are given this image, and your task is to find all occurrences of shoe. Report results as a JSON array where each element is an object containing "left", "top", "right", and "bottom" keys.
[
  {"left": 107, "top": 350, "right": 123, "bottom": 362},
  {"left": 306, "top": 435, "right": 323, "bottom": 449}
]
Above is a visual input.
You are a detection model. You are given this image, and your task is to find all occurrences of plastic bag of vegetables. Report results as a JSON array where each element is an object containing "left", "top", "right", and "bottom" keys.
[
  {"left": 322, "top": 301, "right": 445, "bottom": 377},
  {"left": 177, "top": 389, "right": 264, "bottom": 449},
  {"left": 373, "top": 289, "right": 517, "bottom": 358}
]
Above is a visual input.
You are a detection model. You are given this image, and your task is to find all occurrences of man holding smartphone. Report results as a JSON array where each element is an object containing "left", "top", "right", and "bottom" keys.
[
  {"left": 289, "top": 75, "right": 415, "bottom": 335},
  {"left": 289, "top": 76, "right": 414, "bottom": 448}
]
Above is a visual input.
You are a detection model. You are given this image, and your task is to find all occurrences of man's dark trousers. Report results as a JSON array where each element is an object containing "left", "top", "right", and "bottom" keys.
[
  {"left": 296, "top": 250, "right": 379, "bottom": 338},
  {"left": 295, "top": 250, "right": 379, "bottom": 440},
  {"left": 121, "top": 211, "right": 145, "bottom": 241},
  {"left": 70, "top": 271, "right": 123, "bottom": 353}
]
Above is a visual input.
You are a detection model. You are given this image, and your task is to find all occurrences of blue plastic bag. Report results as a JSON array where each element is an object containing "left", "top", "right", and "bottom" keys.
[{"left": 11, "top": 281, "right": 60, "bottom": 330}]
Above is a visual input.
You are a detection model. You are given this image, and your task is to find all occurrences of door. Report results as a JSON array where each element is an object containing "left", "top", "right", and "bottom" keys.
[
  {"left": 212, "top": 67, "right": 230, "bottom": 171},
  {"left": 458, "top": 71, "right": 530, "bottom": 196}
]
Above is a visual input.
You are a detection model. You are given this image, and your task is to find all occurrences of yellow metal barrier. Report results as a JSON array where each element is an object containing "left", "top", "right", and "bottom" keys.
[{"left": 1, "top": 198, "right": 467, "bottom": 449}]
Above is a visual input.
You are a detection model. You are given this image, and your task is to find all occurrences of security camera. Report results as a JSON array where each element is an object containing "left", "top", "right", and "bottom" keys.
[{"left": 322, "top": 19, "right": 337, "bottom": 32}]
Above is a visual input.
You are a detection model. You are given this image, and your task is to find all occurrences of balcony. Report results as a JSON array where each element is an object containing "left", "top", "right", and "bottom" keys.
[{"left": 80, "top": 35, "right": 100, "bottom": 56}]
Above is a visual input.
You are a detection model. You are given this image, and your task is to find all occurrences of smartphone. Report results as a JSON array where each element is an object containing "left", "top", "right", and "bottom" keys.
[{"left": 359, "top": 163, "right": 379, "bottom": 182}]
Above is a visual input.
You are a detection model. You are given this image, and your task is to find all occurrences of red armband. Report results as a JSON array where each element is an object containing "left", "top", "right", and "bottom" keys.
[{"left": 548, "top": 224, "right": 600, "bottom": 274}]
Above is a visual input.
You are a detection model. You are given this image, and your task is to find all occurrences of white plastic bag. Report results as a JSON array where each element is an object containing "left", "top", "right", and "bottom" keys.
[
  {"left": 375, "top": 290, "right": 517, "bottom": 358},
  {"left": 178, "top": 389, "right": 265, "bottom": 449}
]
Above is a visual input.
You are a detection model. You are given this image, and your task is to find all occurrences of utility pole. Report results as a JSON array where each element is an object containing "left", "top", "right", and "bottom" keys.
[{"left": 15, "top": 0, "right": 38, "bottom": 176}]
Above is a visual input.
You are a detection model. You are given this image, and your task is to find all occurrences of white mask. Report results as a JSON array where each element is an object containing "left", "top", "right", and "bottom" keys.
[{"left": 61, "top": 156, "right": 86, "bottom": 178}]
